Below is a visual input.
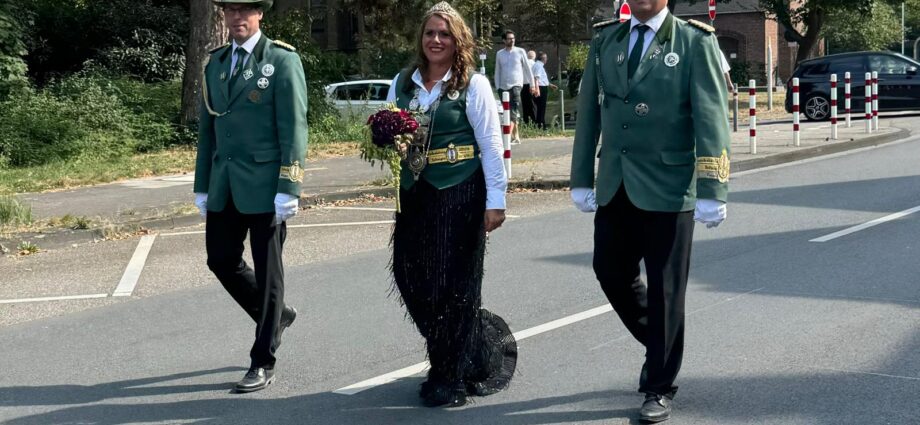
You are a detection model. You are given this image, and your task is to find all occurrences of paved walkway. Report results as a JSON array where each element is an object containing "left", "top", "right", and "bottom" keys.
[{"left": 3, "top": 116, "right": 909, "bottom": 251}]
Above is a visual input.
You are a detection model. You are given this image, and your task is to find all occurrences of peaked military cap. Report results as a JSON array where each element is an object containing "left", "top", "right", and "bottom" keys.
[{"left": 212, "top": 0, "right": 273, "bottom": 11}]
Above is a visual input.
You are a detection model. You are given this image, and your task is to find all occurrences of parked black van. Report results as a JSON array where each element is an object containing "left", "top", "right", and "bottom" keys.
[{"left": 785, "top": 51, "right": 920, "bottom": 121}]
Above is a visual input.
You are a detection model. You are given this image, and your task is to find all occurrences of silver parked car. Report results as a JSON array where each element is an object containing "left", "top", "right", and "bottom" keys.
[{"left": 324, "top": 80, "right": 392, "bottom": 120}]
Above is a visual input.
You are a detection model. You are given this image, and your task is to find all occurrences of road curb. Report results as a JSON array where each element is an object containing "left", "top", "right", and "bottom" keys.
[{"left": 1, "top": 127, "right": 912, "bottom": 254}]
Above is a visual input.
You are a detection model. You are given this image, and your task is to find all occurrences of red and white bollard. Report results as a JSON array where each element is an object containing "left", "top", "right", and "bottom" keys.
[
  {"left": 864, "top": 72, "right": 872, "bottom": 133},
  {"left": 792, "top": 77, "right": 800, "bottom": 147},
  {"left": 844, "top": 72, "right": 852, "bottom": 128},
  {"left": 748, "top": 80, "right": 757, "bottom": 154},
  {"left": 501, "top": 91, "right": 512, "bottom": 179},
  {"left": 871, "top": 71, "right": 879, "bottom": 131},
  {"left": 830, "top": 74, "right": 838, "bottom": 140}
]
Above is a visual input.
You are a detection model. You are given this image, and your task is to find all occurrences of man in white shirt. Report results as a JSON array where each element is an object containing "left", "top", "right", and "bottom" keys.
[
  {"left": 494, "top": 30, "right": 537, "bottom": 143},
  {"left": 531, "top": 51, "right": 556, "bottom": 130}
]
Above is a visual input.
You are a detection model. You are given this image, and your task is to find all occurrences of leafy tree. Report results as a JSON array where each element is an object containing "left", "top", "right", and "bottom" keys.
[
  {"left": 760, "top": 0, "right": 873, "bottom": 63},
  {"left": 824, "top": 1, "right": 901, "bottom": 53},
  {"left": 0, "top": 1, "right": 30, "bottom": 99},
  {"left": 504, "top": 0, "right": 598, "bottom": 83}
]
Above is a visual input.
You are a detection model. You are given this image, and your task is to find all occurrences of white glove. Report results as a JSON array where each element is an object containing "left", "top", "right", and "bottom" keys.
[
  {"left": 694, "top": 199, "right": 727, "bottom": 228},
  {"left": 194, "top": 193, "right": 208, "bottom": 219},
  {"left": 571, "top": 187, "right": 598, "bottom": 213},
  {"left": 274, "top": 193, "right": 299, "bottom": 224}
]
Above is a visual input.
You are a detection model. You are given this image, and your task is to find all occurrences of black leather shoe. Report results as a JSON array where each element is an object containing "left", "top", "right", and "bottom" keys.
[
  {"left": 276, "top": 306, "right": 297, "bottom": 348},
  {"left": 422, "top": 382, "right": 467, "bottom": 408},
  {"left": 639, "top": 393, "right": 672, "bottom": 423},
  {"left": 234, "top": 367, "right": 275, "bottom": 393}
]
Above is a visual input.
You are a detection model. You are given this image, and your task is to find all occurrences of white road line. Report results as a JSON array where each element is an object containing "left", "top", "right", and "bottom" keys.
[
  {"left": 323, "top": 207, "right": 396, "bottom": 212},
  {"left": 113, "top": 234, "right": 157, "bottom": 297},
  {"left": 288, "top": 220, "right": 394, "bottom": 229},
  {"left": 0, "top": 293, "right": 109, "bottom": 304},
  {"left": 733, "top": 134, "right": 919, "bottom": 178},
  {"left": 333, "top": 305, "right": 613, "bottom": 395},
  {"left": 810, "top": 205, "right": 920, "bottom": 242},
  {"left": 808, "top": 366, "right": 920, "bottom": 381},
  {"left": 159, "top": 220, "right": 397, "bottom": 237}
]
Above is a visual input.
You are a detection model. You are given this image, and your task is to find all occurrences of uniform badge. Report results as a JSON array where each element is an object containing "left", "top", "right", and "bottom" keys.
[
  {"left": 248, "top": 90, "right": 261, "bottom": 103},
  {"left": 664, "top": 52, "right": 680, "bottom": 67},
  {"left": 220, "top": 72, "right": 227, "bottom": 81},
  {"left": 635, "top": 103, "right": 650, "bottom": 117},
  {"left": 287, "top": 161, "right": 304, "bottom": 183},
  {"left": 446, "top": 143, "right": 459, "bottom": 164},
  {"left": 261, "top": 64, "right": 275, "bottom": 77},
  {"left": 243, "top": 69, "right": 254, "bottom": 80},
  {"left": 650, "top": 48, "right": 662, "bottom": 60},
  {"left": 447, "top": 90, "right": 460, "bottom": 101},
  {"left": 617, "top": 52, "right": 625, "bottom": 65},
  {"left": 257, "top": 77, "right": 270, "bottom": 89}
]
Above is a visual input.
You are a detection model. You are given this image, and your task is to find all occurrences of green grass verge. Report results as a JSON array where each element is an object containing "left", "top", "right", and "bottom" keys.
[{"left": 0, "top": 195, "right": 32, "bottom": 227}]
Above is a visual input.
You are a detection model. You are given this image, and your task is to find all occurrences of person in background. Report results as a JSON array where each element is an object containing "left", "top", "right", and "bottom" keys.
[
  {"left": 521, "top": 50, "right": 538, "bottom": 125},
  {"left": 531, "top": 51, "right": 556, "bottom": 130},
  {"left": 494, "top": 30, "right": 537, "bottom": 144}
]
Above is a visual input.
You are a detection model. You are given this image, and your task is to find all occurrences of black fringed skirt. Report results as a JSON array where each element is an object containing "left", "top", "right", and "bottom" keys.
[{"left": 391, "top": 167, "right": 516, "bottom": 394}]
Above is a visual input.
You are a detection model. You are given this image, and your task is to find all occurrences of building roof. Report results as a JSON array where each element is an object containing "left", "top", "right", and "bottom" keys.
[{"left": 672, "top": 0, "right": 762, "bottom": 17}]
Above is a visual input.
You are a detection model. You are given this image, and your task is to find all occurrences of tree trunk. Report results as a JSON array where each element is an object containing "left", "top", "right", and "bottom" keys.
[
  {"left": 180, "top": 1, "right": 227, "bottom": 127},
  {"left": 794, "top": 7, "right": 824, "bottom": 64}
]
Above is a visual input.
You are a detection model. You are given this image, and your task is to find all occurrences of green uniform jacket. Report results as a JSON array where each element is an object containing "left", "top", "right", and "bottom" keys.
[
  {"left": 570, "top": 14, "right": 730, "bottom": 212},
  {"left": 194, "top": 35, "right": 308, "bottom": 214}
]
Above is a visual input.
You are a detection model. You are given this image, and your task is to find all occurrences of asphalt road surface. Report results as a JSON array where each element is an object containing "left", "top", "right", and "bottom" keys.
[{"left": 1, "top": 137, "right": 918, "bottom": 424}]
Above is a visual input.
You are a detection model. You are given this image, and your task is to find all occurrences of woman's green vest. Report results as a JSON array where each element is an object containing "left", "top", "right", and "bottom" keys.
[{"left": 394, "top": 68, "right": 481, "bottom": 190}]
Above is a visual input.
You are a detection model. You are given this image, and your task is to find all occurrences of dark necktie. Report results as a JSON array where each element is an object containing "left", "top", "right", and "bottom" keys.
[
  {"left": 228, "top": 47, "right": 246, "bottom": 87},
  {"left": 628, "top": 25, "right": 650, "bottom": 79}
]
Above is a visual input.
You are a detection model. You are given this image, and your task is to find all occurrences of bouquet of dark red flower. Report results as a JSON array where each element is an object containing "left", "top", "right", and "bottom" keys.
[
  {"left": 366, "top": 107, "right": 419, "bottom": 148},
  {"left": 361, "top": 104, "right": 419, "bottom": 212}
]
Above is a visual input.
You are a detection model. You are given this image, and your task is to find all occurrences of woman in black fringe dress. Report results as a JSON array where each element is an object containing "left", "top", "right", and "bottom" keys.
[{"left": 384, "top": 2, "right": 517, "bottom": 408}]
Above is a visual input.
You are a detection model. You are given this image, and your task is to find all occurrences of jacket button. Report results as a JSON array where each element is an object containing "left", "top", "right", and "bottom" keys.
[
  {"left": 622, "top": 124, "right": 628, "bottom": 130},
  {"left": 227, "top": 156, "right": 232, "bottom": 161},
  {"left": 226, "top": 132, "right": 231, "bottom": 137},
  {"left": 623, "top": 99, "right": 630, "bottom": 104},
  {"left": 621, "top": 149, "right": 628, "bottom": 154}
]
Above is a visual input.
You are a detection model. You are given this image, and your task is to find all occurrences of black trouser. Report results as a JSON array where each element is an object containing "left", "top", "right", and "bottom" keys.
[
  {"left": 521, "top": 84, "right": 536, "bottom": 125},
  {"left": 206, "top": 196, "right": 287, "bottom": 369},
  {"left": 535, "top": 85, "right": 549, "bottom": 130},
  {"left": 593, "top": 185, "right": 694, "bottom": 398}
]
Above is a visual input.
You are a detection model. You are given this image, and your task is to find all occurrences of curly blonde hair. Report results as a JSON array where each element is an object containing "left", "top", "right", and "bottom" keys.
[{"left": 414, "top": 7, "right": 477, "bottom": 94}]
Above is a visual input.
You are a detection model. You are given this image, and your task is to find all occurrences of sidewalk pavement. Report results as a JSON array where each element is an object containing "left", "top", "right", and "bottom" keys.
[{"left": 2, "top": 118, "right": 908, "bottom": 252}]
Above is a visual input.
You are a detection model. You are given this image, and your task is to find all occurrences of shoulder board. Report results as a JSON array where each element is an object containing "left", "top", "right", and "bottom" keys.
[
  {"left": 688, "top": 19, "right": 715, "bottom": 33},
  {"left": 208, "top": 44, "right": 230, "bottom": 54},
  {"left": 593, "top": 19, "right": 619, "bottom": 29},
  {"left": 273, "top": 40, "right": 296, "bottom": 51}
]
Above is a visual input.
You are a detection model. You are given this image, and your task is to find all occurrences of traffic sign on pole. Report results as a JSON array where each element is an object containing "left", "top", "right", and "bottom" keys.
[
  {"left": 619, "top": 1, "right": 632, "bottom": 23},
  {"left": 708, "top": 0, "right": 717, "bottom": 21}
]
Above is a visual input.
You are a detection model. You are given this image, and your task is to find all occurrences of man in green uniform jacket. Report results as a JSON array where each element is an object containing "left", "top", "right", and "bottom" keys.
[
  {"left": 193, "top": 0, "right": 307, "bottom": 393},
  {"left": 569, "top": 0, "right": 730, "bottom": 422}
]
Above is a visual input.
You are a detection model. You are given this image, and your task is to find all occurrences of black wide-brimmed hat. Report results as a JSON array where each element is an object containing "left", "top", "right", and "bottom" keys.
[{"left": 212, "top": 0, "right": 273, "bottom": 11}]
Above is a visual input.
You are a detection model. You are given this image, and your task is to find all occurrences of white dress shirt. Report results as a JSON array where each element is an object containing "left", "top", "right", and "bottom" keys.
[
  {"left": 532, "top": 60, "right": 549, "bottom": 86},
  {"left": 230, "top": 30, "right": 262, "bottom": 73},
  {"left": 387, "top": 70, "right": 507, "bottom": 210},
  {"left": 494, "top": 47, "right": 535, "bottom": 90},
  {"left": 627, "top": 7, "right": 669, "bottom": 60}
]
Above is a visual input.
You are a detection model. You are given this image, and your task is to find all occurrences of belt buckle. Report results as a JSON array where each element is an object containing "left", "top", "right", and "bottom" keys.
[{"left": 446, "top": 143, "right": 458, "bottom": 164}]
